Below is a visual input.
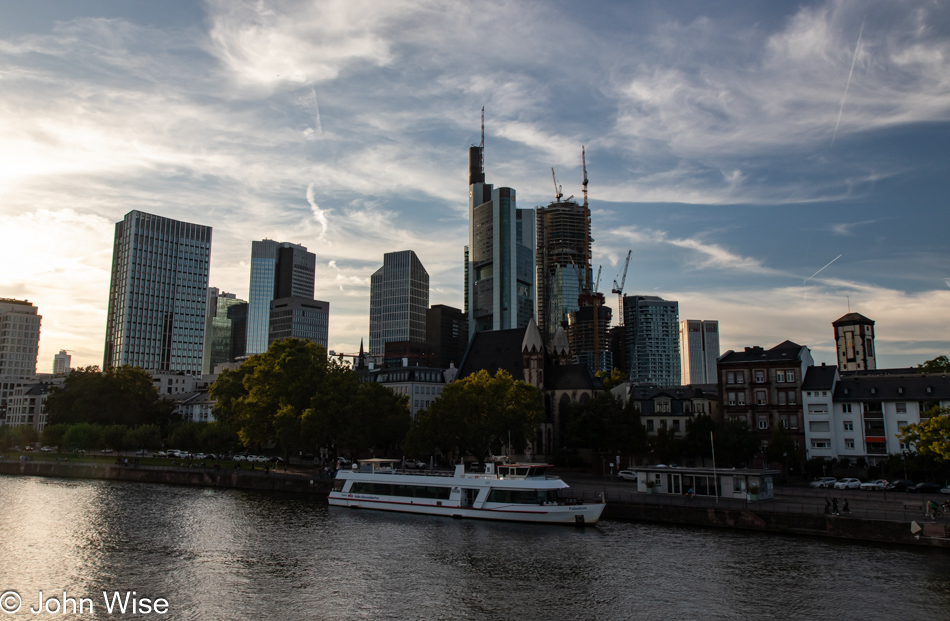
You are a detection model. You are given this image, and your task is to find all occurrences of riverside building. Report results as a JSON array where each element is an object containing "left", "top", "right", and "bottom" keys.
[{"left": 103, "top": 210, "right": 211, "bottom": 374}]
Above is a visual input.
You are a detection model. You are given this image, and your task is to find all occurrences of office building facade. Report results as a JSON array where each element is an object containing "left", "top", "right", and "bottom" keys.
[
  {"left": 201, "top": 288, "right": 248, "bottom": 375},
  {"left": 679, "top": 319, "right": 720, "bottom": 385},
  {"left": 269, "top": 297, "right": 330, "bottom": 350},
  {"left": 536, "top": 198, "right": 591, "bottom": 347},
  {"left": 426, "top": 304, "right": 468, "bottom": 370},
  {"left": 623, "top": 295, "right": 681, "bottom": 386},
  {"left": 369, "top": 250, "right": 429, "bottom": 357},
  {"left": 465, "top": 133, "right": 536, "bottom": 336},
  {"left": 103, "top": 211, "right": 211, "bottom": 374},
  {"left": 53, "top": 350, "right": 71, "bottom": 375},
  {"left": 0, "top": 298, "right": 41, "bottom": 379},
  {"left": 246, "top": 240, "right": 316, "bottom": 355}
]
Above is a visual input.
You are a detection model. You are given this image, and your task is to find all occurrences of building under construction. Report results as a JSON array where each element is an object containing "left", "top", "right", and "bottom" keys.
[
  {"left": 568, "top": 291, "right": 613, "bottom": 374},
  {"left": 535, "top": 195, "right": 591, "bottom": 346}
]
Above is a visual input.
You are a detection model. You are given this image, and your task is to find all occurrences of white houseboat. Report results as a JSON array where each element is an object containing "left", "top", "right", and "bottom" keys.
[{"left": 329, "top": 459, "right": 605, "bottom": 525}]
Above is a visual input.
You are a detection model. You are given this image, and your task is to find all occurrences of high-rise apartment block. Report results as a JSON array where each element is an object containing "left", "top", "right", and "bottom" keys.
[
  {"left": 53, "top": 350, "right": 71, "bottom": 375},
  {"left": 465, "top": 122, "right": 536, "bottom": 336},
  {"left": 833, "top": 312, "right": 876, "bottom": 372},
  {"left": 0, "top": 298, "right": 41, "bottom": 378},
  {"left": 623, "top": 295, "right": 681, "bottom": 386},
  {"left": 201, "top": 288, "right": 248, "bottom": 374},
  {"left": 246, "top": 240, "right": 316, "bottom": 355},
  {"left": 536, "top": 197, "right": 591, "bottom": 346},
  {"left": 369, "top": 250, "right": 429, "bottom": 357},
  {"left": 103, "top": 211, "right": 210, "bottom": 374},
  {"left": 679, "top": 319, "right": 720, "bottom": 384}
]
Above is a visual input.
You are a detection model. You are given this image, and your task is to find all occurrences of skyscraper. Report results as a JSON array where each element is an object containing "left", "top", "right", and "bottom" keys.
[
  {"left": 53, "top": 350, "right": 71, "bottom": 375},
  {"left": 568, "top": 292, "right": 613, "bottom": 374},
  {"left": 536, "top": 196, "right": 591, "bottom": 346},
  {"left": 269, "top": 297, "right": 329, "bottom": 349},
  {"left": 623, "top": 295, "right": 681, "bottom": 386},
  {"left": 0, "top": 298, "right": 41, "bottom": 378},
  {"left": 679, "top": 319, "right": 720, "bottom": 384},
  {"left": 103, "top": 210, "right": 211, "bottom": 374},
  {"left": 369, "top": 250, "right": 429, "bottom": 357},
  {"left": 201, "top": 288, "right": 248, "bottom": 375},
  {"left": 246, "top": 240, "right": 316, "bottom": 355},
  {"left": 465, "top": 114, "right": 535, "bottom": 336}
]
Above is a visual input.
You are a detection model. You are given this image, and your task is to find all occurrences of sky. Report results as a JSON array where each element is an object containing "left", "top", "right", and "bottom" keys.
[{"left": 1, "top": 0, "right": 948, "bottom": 373}]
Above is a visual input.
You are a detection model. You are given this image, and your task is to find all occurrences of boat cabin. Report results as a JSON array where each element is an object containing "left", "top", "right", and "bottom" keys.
[{"left": 355, "top": 459, "right": 398, "bottom": 474}]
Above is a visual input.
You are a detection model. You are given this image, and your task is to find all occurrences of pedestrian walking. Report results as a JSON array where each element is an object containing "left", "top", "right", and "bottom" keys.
[{"left": 832, "top": 498, "right": 839, "bottom": 515}]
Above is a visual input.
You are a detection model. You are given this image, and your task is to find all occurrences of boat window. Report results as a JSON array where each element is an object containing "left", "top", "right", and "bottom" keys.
[
  {"left": 516, "top": 468, "right": 529, "bottom": 477},
  {"left": 486, "top": 488, "right": 557, "bottom": 504},
  {"left": 350, "top": 482, "right": 451, "bottom": 500}
]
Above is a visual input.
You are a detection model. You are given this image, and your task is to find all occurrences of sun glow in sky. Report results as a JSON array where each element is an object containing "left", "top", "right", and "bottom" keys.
[{"left": 2, "top": 0, "right": 948, "bottom": 371}]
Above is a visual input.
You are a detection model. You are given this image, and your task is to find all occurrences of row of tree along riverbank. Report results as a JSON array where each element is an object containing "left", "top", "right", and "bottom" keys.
[{"left": 2, "top": 460, "right": 945, "bottom": 548}]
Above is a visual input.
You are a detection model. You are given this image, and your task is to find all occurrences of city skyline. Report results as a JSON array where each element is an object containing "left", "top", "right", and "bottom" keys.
[{"left": 2, "top": 1, "right": 949, "bottom": 371}]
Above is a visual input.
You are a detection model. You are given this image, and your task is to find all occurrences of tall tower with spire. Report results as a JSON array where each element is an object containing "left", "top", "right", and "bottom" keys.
[{"left": 465, "top": 109, "right": 536, "bottom": 337}]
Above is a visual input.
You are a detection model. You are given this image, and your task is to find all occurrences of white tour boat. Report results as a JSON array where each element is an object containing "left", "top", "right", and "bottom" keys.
[{"left": 329, "top": 459, "right": 605, "bottom": 525}]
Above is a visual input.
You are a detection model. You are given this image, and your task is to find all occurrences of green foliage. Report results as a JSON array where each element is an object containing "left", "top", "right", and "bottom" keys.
[
  {"left": 897, "top": 406, "right": 950, "bottom": 461},
  {"left": 46, "top": 366, "right": 177, "bottom": 428},
  {"left": 594, "top": 368, "right": 626, "bottom": 390},
  {"left": 62, "top": 423, "right": 102, "bottom": 451},
  {"left": 0, "top": 426, "right": 13, "bottom": 451},
  {"left": 649, "top": 425, "right": 681, "bottom": 463},
  {"left": 684, "top": 413, "right": 717, "bottom": 458},
  {"left": 715, "top": 418, "right": 758, "bottom": 467},
  {"left": 101, "top": 425, "right": 130, "bottom": 452},
  {"left": 210, "top": 338, "right": 408, "bottom": 459},
  {"left": 0, "top": 425, "right": 38, "bottom": 449},
  {"left": 124, "top": 425, "right": 162, "bottom": 451},
  {"left": 918, "top": 355, "right": 950, "bottom": 374},
  {"left": 167, "top": 422, "right": 203, "bottom": 452},
  {"left": 195, "top": 422, "right": 239, "bottom": 455},
  {"left": 408, "top": 369, "right": 542, "bottom": 461},
  {"left": 41, "top": 424, "right": 70, "bottom": 450},
  {"left": 765, "top": 423, "right": 802, "bottom": 467}
]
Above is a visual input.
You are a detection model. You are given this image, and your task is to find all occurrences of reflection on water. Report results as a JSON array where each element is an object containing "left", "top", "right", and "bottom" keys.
[{"left": 1, "top": 475, "right": 948, "bottom": 620}]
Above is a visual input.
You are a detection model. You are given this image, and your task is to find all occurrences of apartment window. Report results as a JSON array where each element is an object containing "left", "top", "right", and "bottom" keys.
[
  {"left": 810, "top": 421, "right": 830, "bottom": 432},
  {"left": 778, "top": 392, "right": 786, "bottom": 406},
  {"left": 755, "top": 371, "right": 765, "bottom": 383},
  {"left": 896, "top": 402, "right": 907, "bottom": 413},
  {"left": 788, "top": 391, "right": 797, "bottom": 405},
  {"left": 780, "top": 419, "right": 788, "bottom": 429},
  {"left": 776, "top": 371, "right": 786, "bottom": 382},
  {"left": 843, "top": 421, "right": 853, "bottom": 431},
  {"left": 757, "top": 416, "right": 769, "bottom": 430},
  {"left": 673, "top": 420, "right": 680, "bottom": 432},
  {"left": 786, "top": 370, "right": 795, "bottom": 382},
  {"left": 728, "top": 392, "right": 736, "bottom": 406},
  {"left": 646, "top": 420, "right": 654, "bottom": 432},
  {"left": 897, "top": 420, "right": 908, "bottom": 430},
  {"left": 727, "top": 372, "right": 735, "bottom": 384},
  {"left": 845, "top": 439, "right": 855, "bottom": 449},
  {"left": 736, "top": 372, "right": 745, "bottom": 383},
  {"left": 811, "top": 439, "right": 830, "bottom": 449},
  {"left": 737, "top": 392, "right": 746, "bottom": 406},
  {"left": 789, "top": 415, "right": 799, "bottom": 429},
  {"left": 841, "top": 404, "right": 852, "bottom": 413},
  {"left": 756, "top": 391, "right": 767, "bottom": 405}
]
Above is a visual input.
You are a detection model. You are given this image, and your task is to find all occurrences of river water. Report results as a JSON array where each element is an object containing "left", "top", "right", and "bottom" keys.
[{"left": 1, "top": 475, "right": 948, "bottom": 620}]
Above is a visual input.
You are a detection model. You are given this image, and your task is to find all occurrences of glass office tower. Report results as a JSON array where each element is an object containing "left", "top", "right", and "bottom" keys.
[
  {"left": 246, "top": 240, "right": 316, "bottom": 355},
  {"left": 369, "top": 250, "right": 429, "bottom": 357},
  {"left": 103, "top": 210, "right": 211, "bottom": 373}
]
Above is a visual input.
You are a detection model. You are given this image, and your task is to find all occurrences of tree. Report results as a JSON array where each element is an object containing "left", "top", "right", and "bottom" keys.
[
  {"left": 918, "top": 355, "right": 950, "bottom": 374},
  {"left": 897, "top": 406, "right": 950, "bottom": 461},
  {"left": 102, "top": 425, "right": 130, "bottom": 452},
  {"left": 765, "top": 424, "right": 803, "bottom": 476},
  {"left": 594, "top": 368, "right": 626, "bottom": 390},
  {"left": 409, "top": 369, "right": 542, "bottom": 462},
  {"left": 124, "top": 425, "right": 162, "bottom": 452},
  {"left": 716, "top": 418, "right": 758, "bottom": 467},
  {"left": 46, "top": 366, "right": 176, "bottom": 428},
  {"left": 684, "top": 413, "right": 717, "bottom": 460},
  {"left": 41, "top": 424, "right": 70, "bottom": 451},
  {"left": 565, "top": 392, "right": 643, "bottom": 457},
  {"left": 63, "top": 423, "right": 102, "bottom": 451},
  {"left": 211, "top": 338, "right": 331, "bottom": 453}
]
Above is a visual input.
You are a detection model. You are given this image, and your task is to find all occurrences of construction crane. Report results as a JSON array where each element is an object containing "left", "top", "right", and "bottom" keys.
[
  {"left": 612, "top": 250, "right": 632, "bottom": 326},
  {"left": 593, "top": 265, "right": 602, "bottom": 293},
  {"left": 551, "top": 168, "right": 563, "bottom": 202}
]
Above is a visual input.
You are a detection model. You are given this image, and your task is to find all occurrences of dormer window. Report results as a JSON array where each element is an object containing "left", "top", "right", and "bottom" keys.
[
  {"left": 898, "top": 387, "right": 904, "bottom": 394},
  {"left": 926, "top": 386, "right": 933, "bottom": 394},
  {"left": 870, "top": 388, "right": 876, "bottom": 395}
]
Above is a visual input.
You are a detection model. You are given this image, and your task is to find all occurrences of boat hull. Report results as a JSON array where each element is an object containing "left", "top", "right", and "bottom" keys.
[{"left": 328, "top": 493, "right": 605, "bottom": 525}]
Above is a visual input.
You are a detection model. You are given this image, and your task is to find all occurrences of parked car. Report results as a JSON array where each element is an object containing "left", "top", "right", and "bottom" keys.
[
  {"left": 617, "top": 470, "right": 637, "bottom": 482},
  {"left": 941, "top": 487, "right": 950, "bottom": 495},
  {"left": 885, "top": 479, "right": 915, "bottom": 492},
  {"left": 154, "top": 451, "right": 167, "bottom": 457},
  {"left": 809, "top": 477, "right": 837, "bottom": 489},
  {"left": 909, "top": 482, "right": 942, "bottom": 494},
  {"left": 859, "top": 479, "right": 887, "bottom": 491},
  {"left": 404, "top": 459, "right": 427, "bottom": 469},
  {"left": 232, "top": 454, "right": 248, "bottom": 462},
  {"left": 834, "top": 478, "right": 862, "bottom": 490},
  {"left": 39, "top": 446, "right": 53, "bottom": 452}
]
